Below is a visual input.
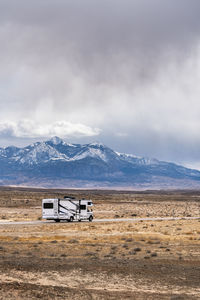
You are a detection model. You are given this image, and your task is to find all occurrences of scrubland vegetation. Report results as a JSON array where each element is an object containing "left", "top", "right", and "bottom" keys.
[{"left": 0, "top": 187, "right": 199, "bottom": 299}]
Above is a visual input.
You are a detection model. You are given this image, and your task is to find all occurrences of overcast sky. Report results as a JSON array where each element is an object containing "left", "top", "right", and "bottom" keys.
[{"left": 0, "top": 0, "right": 200, "bottom": 169}]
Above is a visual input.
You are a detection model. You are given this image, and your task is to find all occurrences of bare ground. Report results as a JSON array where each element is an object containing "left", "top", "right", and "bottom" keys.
[{"left": 0, "top": 187, "right": 199, "bottom": 299}]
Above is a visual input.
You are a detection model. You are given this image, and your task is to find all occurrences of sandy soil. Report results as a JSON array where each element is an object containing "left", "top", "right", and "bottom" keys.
[{"left": 0, "top": 187, "right": 199, "bottom": 299}]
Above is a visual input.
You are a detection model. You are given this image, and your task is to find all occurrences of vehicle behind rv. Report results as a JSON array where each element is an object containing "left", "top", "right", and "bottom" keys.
[{"left": 42, "top": 196, "right": 93, "bottom": 222}]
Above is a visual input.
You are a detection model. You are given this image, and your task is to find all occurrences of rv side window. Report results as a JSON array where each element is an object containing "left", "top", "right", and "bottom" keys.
[
  {"left": 43, "top": 203, "right": 53, "bottom": 209},
  {"left": 80, "top": 205, "right": 86, "bottom": 210}
]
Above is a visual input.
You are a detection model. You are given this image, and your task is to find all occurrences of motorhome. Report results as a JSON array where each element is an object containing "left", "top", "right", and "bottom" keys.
[{"left": 42, "top": 196, "right": 93, "bottom": 222}]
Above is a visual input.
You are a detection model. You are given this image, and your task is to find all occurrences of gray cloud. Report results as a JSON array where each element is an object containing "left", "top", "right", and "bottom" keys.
[{"left": 0, "top": 0, "right": 200, "bottom": 167}]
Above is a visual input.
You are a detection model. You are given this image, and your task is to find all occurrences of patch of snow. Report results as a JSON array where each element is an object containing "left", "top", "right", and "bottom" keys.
[
  {"left": 88, "top": 142, "right": 105, "bottom": 147},
  {"left": 49, "top": 136, "right": 64, "bottom": 145},
  {"left": 115, "top": 151, "right": 121, "bottom": 156},
  {"left": 16, "top": 142, "right": 69, "bottom": 165},
  {"left": 47, "top": 136, "right": 77, "bottom": 147},
  {"left": 139, "top": 157, "right": 159, "bottom": 165},
  {"left": 65, "top": 143, "right": 77, "bottom": 147},
  {"left": 71, "top": 147, "right": 107, "bottom": 162},
  {"left": 117, "top": 152, "right": 141, "bottom": 159},
  {"left": 0, "top": 148, "right": 6, "bottom": 157}
]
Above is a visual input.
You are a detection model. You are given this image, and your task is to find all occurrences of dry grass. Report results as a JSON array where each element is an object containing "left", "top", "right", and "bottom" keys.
[
  {"left": 0, "top": 187, "right": 199, "bottom": 299},
  {"left": 0, "top": 187, "right": 199, "bottom": 222}
]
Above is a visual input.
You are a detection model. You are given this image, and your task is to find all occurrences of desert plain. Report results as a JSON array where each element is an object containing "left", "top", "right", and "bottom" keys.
[{"left": 0, "top": 187, "right": 199, "bottom": 299}]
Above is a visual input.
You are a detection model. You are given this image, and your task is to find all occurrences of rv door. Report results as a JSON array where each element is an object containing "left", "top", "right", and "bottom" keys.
[{"left": 80, "top": 204, "right": 87, "bottom": 217}]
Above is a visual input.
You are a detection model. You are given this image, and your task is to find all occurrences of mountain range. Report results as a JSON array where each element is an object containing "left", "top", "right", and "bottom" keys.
[{"left": 0, "top": 136, "right": 200, "bottom": 189}]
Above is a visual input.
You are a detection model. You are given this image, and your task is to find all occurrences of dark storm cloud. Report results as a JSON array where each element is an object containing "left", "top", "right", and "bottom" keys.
[
  {"left": 0, "top": 0, "right": 200, "bottom": 167},
  {"left": 1, "top": 0, "right": 200, "bottom": 76}
]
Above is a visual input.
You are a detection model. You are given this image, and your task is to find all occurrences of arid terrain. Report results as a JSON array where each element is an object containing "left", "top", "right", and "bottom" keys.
[{"left": 0, "top": 187, "right": 199, "bottom": 299}]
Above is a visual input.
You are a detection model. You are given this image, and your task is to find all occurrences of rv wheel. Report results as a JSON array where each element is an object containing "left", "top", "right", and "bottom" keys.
[
  {"left": 89, "top": 216, "right": 93, "bottom": 222},
  {"left": 70, "top": 216, "right": 74, "bottom": 222},
  {"left": 55, "top": 219, "right": 60, "bottom": 223}
]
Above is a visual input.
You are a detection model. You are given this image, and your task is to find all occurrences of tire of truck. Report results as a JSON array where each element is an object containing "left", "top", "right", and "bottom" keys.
[
  {"left": 89, "top": 216, "right": 93, "bottom": 222},
  {"left": 69, "top": 216, "right": 74, "bottom": 222},
  {"left": 55, "top": 219, "right": 60, "bottom": 222}
]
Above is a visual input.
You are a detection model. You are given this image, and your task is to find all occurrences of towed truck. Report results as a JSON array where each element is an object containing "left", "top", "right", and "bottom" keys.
[{"left": 42, "top": 196, "right": 93, "bottom": 222}]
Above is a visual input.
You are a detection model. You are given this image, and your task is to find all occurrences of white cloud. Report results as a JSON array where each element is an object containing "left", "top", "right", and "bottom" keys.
[{"left": 0, "top": 120, "right": 100, "bottom": 139}]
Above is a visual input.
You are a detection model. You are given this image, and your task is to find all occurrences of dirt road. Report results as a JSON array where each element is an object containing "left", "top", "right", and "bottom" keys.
[{"left": 0, "top": 216, "right": 199, "bottom": 226}]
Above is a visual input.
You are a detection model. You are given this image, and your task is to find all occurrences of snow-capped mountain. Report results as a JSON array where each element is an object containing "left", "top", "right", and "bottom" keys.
[
  {"left": 0, "top": 136, "right": 200, "bottom": 189},
  {"left": 116, "top": 152, "right": 159, "bottom": 165},
  {"left": 0, "top": 137, "right": 120, "bottom": 165}
]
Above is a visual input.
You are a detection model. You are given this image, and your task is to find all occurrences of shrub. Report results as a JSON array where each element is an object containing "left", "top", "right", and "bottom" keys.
[
  {"left": 126, "top": 238, "right": 133, "bottom": 242},
  {"left": 129, "top": 251, "right": 136, "bottom": 255},
  {"left": 134, "top": 247, "right": 141, "bottom": 252},
  {"left": 68, "top": 239, "right": 79, "bottom": 244}
]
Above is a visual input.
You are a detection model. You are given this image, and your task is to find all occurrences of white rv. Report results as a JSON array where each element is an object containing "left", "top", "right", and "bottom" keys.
[{"left": 42, "top": 196, "right": 93, "bottom": 222}]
